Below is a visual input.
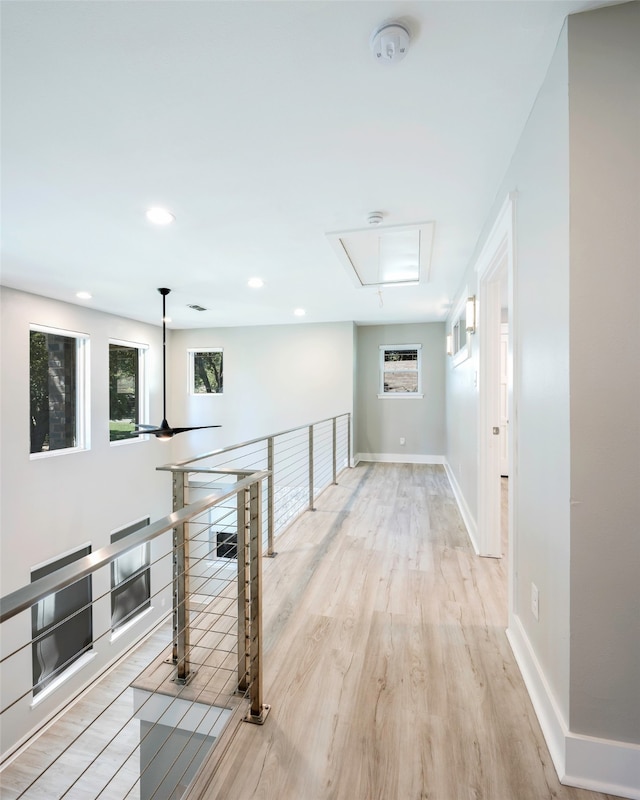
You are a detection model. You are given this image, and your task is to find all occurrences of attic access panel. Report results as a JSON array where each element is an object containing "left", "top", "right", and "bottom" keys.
[{"left": 327, "top": 221, "right": 435, "bottom": 288}]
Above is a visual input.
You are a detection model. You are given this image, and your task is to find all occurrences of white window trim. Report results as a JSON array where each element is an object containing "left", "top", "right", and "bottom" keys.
[
  {"left": 108, "top": 338, "right": 149, "bottom": 446},
  {"left": 30, "top": 651, "right": 97, "bottom": 707},
  {"left": 188, "top": 348, "right": 223, "bottom": 395},
  {"left": 110, "top": 606, "right": 154, "bottom": 643},
  {"left": 29, "top": 324, "right": 91, "bottom": 459},
  {"left": 378, "top": 344, "right": 424, "bottom": 399}
]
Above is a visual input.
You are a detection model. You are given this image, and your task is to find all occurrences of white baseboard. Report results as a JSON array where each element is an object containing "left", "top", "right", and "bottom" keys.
[
  {"left": 355, "top": 453, "right": 445, "bottom": 465},
  {"left": 507, "top": 613, "right": 640, "bottom": 800},
  {"left": 443, "top": 461, "right": 479, "bottom": 554}
]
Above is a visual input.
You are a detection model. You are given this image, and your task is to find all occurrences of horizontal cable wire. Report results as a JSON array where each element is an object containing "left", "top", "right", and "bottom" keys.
[{"left": 1, "top": 414, "right": 350, "bottom": 799}]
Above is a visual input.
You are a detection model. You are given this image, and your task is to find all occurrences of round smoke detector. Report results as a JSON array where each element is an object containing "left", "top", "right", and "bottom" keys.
[{"left": 370, "top": 22, "right": 410, "bottom": 64}]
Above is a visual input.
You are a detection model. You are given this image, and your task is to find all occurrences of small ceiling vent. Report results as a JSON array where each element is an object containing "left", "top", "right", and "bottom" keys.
[{"left": 187, "top": 304, "right": 207, "bottom": 312}]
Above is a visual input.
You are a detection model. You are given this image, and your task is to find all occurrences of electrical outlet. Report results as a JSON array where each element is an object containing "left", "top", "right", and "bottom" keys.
[
  {"left": 400, "top": 437, "right": 406, "bottom": 446},
  {"left": 531, "top": 583, "right": 539, "bottom": 620}
]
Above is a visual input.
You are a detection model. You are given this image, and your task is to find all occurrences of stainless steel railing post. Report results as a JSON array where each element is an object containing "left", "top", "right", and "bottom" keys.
[
  {"left": 171, "top": 471, "right": 192, "bottom": 683},
  {"left": 267, "top": 436, "right": 276, "bottom": 557},
  {"left": 237, "top": 485, "right": 248, "bottom": 693},
  {"left": 244, "top": 479, "right": 270, "bottom": 724},
  {"left": 332, "top": 416, "right": 337, "bottom": 485},
  {"left": 308, "top": 425, "right": 315, "bottom": 511}
]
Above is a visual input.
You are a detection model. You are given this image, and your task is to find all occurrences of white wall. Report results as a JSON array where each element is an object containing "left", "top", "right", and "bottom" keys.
[
  {"left": 505, "top": 24, "right": 572, "bottom": 722},
  {"left": 0, "top": 288, "right": 174, "bottom": 591},
  {"left": 355, "top": 323, "right": 446, "bottom": 461},
  {"left": 447, "top": 23, "right": 572, "bottom": 720},
  {"left": 444, "top": 4, "right": 640, "bottom": 793},
  {"left": 445, "top": 298, "right": 479, "bottom": 520},
  {"left": 568, "top": 2, "right": 640, "bottom": 745},
  {"left": 0, "top": 295, "right": 354, "bottom": 756},
  {"left": 168, "top": 322, "right": 355, "bottom": 461},
  {"left": 0, "top": 287, "right": 174, "bottom": 755}
]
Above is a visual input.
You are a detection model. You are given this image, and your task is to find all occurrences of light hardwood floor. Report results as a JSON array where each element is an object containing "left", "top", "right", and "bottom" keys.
[
  {"left": 191, "top": 462, "right": 616, "bottom": 800},
  {"left": 1, "top": 464, "right": 618, "bottom": 800}
]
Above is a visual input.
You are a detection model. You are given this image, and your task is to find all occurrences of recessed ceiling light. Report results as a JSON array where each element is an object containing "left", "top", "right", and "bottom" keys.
[
  {"left": 294, "top": 308, "right": 306, "bottom": 317},
  {"left": 146, "top": 206, "right": 175, "bottom": 225},
  {"left": 76, "top": 291, "right": 92, "bottom": 300},
  {"left": 248, "top": 277, "right": 264, "bottom": 289}
]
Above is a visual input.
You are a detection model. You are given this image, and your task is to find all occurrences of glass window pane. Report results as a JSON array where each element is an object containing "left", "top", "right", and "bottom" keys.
[
  {"left": 30, "top": 331, "right": 78, "bottom": 453},
  {"left": 192, "top": 351, "right": 223, "bottom": 394},
  {"left": 31, "top": 546, "right": 92, "bottom": 695},
  {"left": 112, "top": 545, "right": 148, "bottom": 585},
  {"left": 383, "top": 348, "right": 419, "bottom": 393},
  {"left": 109, "top": 344, "right": 140, "bottom": 441},
  {"left": 111, "top": 518, "right": 151, "bottom": 631},
  {"left": 111, "top": 572, "right": 151, "bottom": 629}
]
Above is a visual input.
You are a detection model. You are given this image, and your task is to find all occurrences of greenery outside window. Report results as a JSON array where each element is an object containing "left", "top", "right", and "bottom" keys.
[
  {"left": 109, "top": 340, "right": 147, "bottom": 442},
  {"left": 111, "top": 517, "right": 151, "bottom": 632},
  {"left": 189, "top": 349, "right": 223, "bottom": 394},
  {"left": 378, "top": 344, "right": 423, "bottom": 398},
  {"left": 31, "top": 545, "right": 93, "bottom": 697},
  {"left": 30, "top": 326, "right": 89, "bottom": 456}
]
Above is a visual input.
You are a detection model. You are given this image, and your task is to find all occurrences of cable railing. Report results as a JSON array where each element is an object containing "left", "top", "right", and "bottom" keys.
[
  {"left": 159, "top": 413, "right": 351, "bottom": 556},
  {"left": 0, "top": 412, "right": 351, "bottom": 800}
]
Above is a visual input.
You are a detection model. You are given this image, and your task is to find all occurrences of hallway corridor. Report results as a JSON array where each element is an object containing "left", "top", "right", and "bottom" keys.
[{"left": 191, "top": 462, "right": 615, "bottom": 800}]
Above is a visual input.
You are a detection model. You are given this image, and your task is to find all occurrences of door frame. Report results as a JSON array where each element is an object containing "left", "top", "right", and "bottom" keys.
[{"left": 476, "top": 194, "right": 516, "bottom": 563}]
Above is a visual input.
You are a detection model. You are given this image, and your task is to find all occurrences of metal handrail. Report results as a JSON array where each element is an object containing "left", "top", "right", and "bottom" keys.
[
  {"left": 158, "top": 413, "right": 351, "bottom": 558},
  {"left": 0, "top": 470, "right": 269, "bottom": 624},
  {"left": 156, "top": 412, "right": 351, "bottom": 471}
]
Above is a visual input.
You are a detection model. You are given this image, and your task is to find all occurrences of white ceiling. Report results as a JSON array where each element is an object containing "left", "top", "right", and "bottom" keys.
[{"left": 0, "top": 0, "right": 617, "bottom": 329}]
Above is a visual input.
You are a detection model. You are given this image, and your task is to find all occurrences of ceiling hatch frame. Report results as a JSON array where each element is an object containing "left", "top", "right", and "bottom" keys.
[{"left": 326, "top": 221, "right": 435, "bottom": 289}]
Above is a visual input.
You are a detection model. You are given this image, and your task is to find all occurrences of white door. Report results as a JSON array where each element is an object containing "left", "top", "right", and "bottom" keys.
[{"left": 500, "top": 323, "right": 509, "bottom": 477}]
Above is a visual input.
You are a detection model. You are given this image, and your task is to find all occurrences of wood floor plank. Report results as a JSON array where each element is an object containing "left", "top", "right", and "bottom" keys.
[
  {"left": 194, "top": 463, "right": 616, "bottom": 800},
  {"left": 1, "top": 464, "right": 618, "bottom": 800}
]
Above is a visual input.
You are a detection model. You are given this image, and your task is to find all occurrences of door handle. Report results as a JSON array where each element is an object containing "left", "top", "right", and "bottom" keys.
[{"left": 492, "top": 427, "right": 500, "bottom": 435}]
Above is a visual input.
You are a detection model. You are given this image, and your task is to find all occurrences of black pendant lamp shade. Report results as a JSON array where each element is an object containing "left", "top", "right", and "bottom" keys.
[{"left": 134, "top": 288, "right": 221, "bottom": 439}]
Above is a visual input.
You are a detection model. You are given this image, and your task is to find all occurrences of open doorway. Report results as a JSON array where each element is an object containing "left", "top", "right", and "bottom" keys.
[{"left": 476, "top": 195, "right": 515, "bottom": 568}]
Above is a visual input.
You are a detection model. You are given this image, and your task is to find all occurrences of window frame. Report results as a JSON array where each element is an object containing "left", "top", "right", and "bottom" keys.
[
  {"left": 450, "top": 296, "right": 471, "bottom": 366},
  {"left": 378, "top": 344, "right": 423, "bottom": 399},
  {"left": 29, "top": 324, "right": 90, "bottom": 458},
  {"left": 31, "top": 544, "right": 94, "bottom": 701},
  {"left": 188, "top": 348, "right": 224, "bottom": 395},
  {"left": 110, "top": 516, "right": 152, "bottom": 635},
  {"left": 108, "top": 338, "right": 149, "bottom": 445}
]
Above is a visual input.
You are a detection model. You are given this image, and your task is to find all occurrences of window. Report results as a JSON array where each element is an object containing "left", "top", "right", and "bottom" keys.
[
  {"left": 216, "top": 530, "right": 238, "bottom": 559},
  {"left": 109, "top": 340, "right": 148, "bottom": 442},
  {"left": 379, "top": 344, "right": 423, "bottom": 398},
  {"left": 31, "top": 546, "right": 93, "bottom": 697},
  {"left": 30, "top": 326, "right": 89, "bottom": 455},
  {"left": 111, "top": 518, "right": 151, "bottom": 632},
  {"left": 450, "top": 297, "right": 471, "bottom": 366},
  {"left": 189, "top": 349, "right": 223, "bottom": 394}
]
